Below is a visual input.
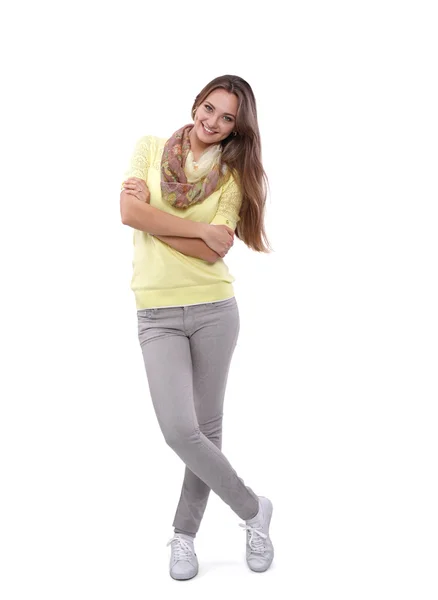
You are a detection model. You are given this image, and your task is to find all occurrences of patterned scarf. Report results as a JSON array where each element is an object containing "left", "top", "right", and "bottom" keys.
[{"left": 161, "top": 123, "right": 228, "bottom": 209}]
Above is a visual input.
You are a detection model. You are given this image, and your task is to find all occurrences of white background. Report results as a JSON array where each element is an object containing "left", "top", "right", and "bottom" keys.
[{"left": 1, "top": 1, "right": 437, "bottom": 598}]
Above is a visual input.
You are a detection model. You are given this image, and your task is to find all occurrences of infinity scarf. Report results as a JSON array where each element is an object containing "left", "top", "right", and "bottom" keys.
[{"left": 160, "top": 123, "right": 228, "bottom": 209}]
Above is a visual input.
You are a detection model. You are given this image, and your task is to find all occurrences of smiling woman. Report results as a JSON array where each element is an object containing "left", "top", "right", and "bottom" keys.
[
  {"left": 191, "top": 89, "right": 238, "bottom": 150},
  {"left": 120, "top": 74, "right": 274, "bottom": 581}
]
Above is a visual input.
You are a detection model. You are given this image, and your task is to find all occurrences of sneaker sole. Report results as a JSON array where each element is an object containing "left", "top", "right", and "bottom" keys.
[
  {"left": 170, "top": 561, "right": 199, "bottom": 581},
  {"left": 170, "top": 570, "right": 199, "bottom": 581}
]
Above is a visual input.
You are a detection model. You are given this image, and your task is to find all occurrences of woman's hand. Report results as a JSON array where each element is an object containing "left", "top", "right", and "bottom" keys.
[
  {"left": 201, "top": 224, "right": 234, "bottom": 257},
  {"left": 122, "top": 177, "right": 150, "bottom": 204}
]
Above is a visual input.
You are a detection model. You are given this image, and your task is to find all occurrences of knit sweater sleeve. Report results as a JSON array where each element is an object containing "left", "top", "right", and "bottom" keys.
[
  {"left": 210, "top": 174, "right": 243, "bottom": 231},
  {"left": 120, "top": 135, "right": 151, "bottom": 190}
]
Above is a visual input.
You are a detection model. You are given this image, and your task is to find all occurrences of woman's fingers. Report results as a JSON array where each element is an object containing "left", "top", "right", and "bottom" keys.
[
  {"left": 122, "top": 178, "right": 146, "bottom": 191},
  {"left": 123, "top": 177, "right": 141, "bottom": 183}
]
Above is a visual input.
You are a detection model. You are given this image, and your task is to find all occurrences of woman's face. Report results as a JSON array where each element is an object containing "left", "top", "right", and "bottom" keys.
[{"left": 193, "top": 88, "right": 238, "bottom": 145}]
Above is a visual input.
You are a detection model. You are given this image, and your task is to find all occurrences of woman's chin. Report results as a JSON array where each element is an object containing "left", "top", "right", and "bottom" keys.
[{"left": 197, "top": 124, "right": 221, "bottom": 144}]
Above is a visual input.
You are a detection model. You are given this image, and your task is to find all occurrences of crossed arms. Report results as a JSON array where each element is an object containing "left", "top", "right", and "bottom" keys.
[{"left": 120, "top": 177, "right": 236, "bottom": 264}]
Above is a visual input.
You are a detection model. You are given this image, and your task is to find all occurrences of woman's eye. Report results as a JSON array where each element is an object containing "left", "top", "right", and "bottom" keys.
[
  {"left": 224, "top": 116, "right": 232, "bottom": 122},
  {"left": 205, "top": 104, "right": 212, "bottom": 111}
]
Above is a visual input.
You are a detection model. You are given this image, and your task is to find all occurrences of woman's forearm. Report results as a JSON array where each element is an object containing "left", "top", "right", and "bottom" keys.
[
  {"left": 120, "top": 191, "right": 208, "bottom": 239},
  {"left": 154, "top": 235, "right": 221, "bottom": 263}
]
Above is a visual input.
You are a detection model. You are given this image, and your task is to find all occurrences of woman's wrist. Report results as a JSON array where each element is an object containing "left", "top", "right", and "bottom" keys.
[{"left": 197, "top": 222, "right": 211, "bottom": 241}]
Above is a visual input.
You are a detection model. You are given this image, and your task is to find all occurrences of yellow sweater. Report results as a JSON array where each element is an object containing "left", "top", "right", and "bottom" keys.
[{"left": 121, "top": 135, "right": 243, "bottom": 309}]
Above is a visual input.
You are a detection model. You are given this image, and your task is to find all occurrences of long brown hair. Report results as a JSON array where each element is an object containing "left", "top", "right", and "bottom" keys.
[{"left": 191, "top": 75, "right": 272, "bottom": 253}]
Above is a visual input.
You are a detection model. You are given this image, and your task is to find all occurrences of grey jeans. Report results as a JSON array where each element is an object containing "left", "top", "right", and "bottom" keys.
[{"left": 137, "top": 296, "right": 259, "bottom": 537}]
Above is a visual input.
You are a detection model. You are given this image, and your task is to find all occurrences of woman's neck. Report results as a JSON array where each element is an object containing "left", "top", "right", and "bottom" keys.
[{"left": 189, "top": 127, "right": 211, "bottom": 162}]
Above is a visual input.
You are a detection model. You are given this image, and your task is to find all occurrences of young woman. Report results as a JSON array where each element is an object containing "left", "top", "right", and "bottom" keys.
[{"left": 120, "top": 75, "right": 274, "bottom": 580}]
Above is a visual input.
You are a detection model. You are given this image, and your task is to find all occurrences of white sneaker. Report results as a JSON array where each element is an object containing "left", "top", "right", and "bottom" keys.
[
  {"left": 167, "top": 533, "right": 199, "bottom": 580},
  {"left": 239, "top": 496, "right": 274, "bottom": 572}
]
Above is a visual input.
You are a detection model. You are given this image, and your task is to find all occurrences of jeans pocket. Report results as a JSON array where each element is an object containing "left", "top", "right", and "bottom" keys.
[
  {"left": 210, "top": 297, "right": 237, "bottom": 308},
  {"left": 137, "top": 308, "right": 155, "bottom": 320}
]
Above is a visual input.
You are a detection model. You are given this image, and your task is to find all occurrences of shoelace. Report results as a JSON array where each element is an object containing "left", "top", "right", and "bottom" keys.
[
  {"left": 166, "top": 536, "right": 195, "bottom": 561},
  {"left": 239, "top": 523, "right": 268, "bottom": 554}
]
